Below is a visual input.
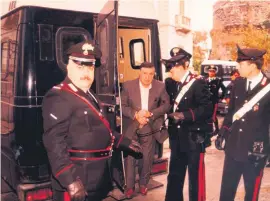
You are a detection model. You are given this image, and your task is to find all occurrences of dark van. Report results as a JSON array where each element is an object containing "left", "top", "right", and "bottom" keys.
[{"left": 1, "top": 1, "right": 166, "bottom": 200}]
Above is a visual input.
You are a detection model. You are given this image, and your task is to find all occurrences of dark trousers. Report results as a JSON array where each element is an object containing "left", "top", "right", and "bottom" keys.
[
  {"left": 165, "top": 151, "right": 206, "bottom": 201},
  {"left": 53, "top": 189, "right": 109, "bottom": 201},
  {"left": 219, "top": 155, "right": 264, "bottom": 201},
  {"left": 125, "top": 134, "right": 155, "bottom": 189}
]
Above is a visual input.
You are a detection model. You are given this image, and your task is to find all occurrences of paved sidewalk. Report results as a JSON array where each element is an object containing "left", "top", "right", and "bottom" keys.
[{"left": 106, "top": 143, "right": 270, "bottom": 201}]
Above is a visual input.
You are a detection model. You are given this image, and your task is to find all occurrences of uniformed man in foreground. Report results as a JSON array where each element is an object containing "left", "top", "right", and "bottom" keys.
[
  {"left": 205, "top": 65, "right": 227, "bottom": 134},
  {"left": 215, "top": 45, "right": 270, "bottom": 201},
  {"left": 42, "top": 40, "right": 142, "bottom": 201},
  {"left": 163, "top": 47, "right": 213, "bottom": 201}
]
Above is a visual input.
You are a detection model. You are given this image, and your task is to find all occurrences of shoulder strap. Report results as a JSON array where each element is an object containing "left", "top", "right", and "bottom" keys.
[
  {"left": 173, "top": 78, "right": 196, "bottom": 112},
  {"left": 60, "top": 83, "right": 113, "bottom": 134},
  {"left": 233, "top": 83, "right": 270, "bottom": 122}
]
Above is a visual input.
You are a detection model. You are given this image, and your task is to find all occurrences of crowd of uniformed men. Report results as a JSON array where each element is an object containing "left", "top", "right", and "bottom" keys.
[{"left": 42, "top": 40, "right": 270, "bottom": 201}]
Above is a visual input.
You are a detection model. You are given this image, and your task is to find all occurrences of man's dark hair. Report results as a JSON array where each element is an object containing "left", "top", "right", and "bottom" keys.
[
  {"left": 230, "top": 69, "right": 240, "bottom": 76},
  {"left": 174, "top": 59, "right": 186, "bottom": 68},
  {"left": 247, "top": 58, "right": 264, "bottom": 69},
  {"left": 140, "top": 61, "right": 155, "bottom": 69}
]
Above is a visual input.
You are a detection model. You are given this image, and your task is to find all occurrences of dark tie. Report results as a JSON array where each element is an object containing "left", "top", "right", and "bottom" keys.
[
  {"left": 177, "top": 82, "right": 182, "bottom": 91},
  {"left": 87, "top": 91, "right": 100, "bottom": 110},
  {"left": 247, "top": 81, "right": 252, "bottom": 93}
]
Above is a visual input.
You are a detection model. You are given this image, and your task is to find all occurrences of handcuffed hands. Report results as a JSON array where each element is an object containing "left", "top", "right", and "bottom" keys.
[
  {"left": 67, "top": 179, "right": 87, "bottom": 201},
  {"left": 168, "top": 112, "right": 185, "bottom": 123},
  {"left": 135, "top": 110, "right": 153, "bottom": 127}
]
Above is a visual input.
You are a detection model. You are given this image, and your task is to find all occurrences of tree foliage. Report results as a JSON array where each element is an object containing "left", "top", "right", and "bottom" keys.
[
  {"left": 211, "top": 25, "right": 270, "bottom": 70},
  {"left": 192, "top": 31, "right": 208, "bottom": 72}
]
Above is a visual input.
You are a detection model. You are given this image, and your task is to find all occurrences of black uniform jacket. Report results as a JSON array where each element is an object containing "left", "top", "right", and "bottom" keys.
[
  {"left": 225, "top": 80, "right": 235, "bottom": 100},
  {"left": 165, "top": 77, "right": 178, "bottom": 105},
  {"left": 166, "top": 73, "right": 213, "bottom": 152},
  {"left": 220, "top": 75, "right": 270, "bottom": 162},
  {"left": 206, "top": 77, "right": 227, "bottom": 104},
  {"left": 42, "top": 78, "right": 131, "bottom": 191}
]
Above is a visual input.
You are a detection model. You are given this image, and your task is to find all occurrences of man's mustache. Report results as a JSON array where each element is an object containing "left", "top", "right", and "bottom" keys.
[{"left": 80, "top": 76, "right": 91, "bottom": 80}]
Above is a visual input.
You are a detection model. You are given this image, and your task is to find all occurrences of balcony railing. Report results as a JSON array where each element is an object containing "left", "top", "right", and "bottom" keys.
[{"left": 175, "top": 15, "right": 191, "bottom": 33}]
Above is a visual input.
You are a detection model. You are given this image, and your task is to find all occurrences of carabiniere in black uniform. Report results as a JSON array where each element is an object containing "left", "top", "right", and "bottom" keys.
[
  {"left": 216, "top": 45, "right": 270, "bottom": 201},
  {"left": 205, "top": 66, "right": 226, "bottom": 133},
  {"left": 42, "top": 41, "right": 141, "bottom": 201},
  {"left": 162, "top": 47, "right": 213, "bottom": 201}
]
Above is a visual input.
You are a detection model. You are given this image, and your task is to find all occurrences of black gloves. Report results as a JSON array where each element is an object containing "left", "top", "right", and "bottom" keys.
[
  {"left": 168, "top": 112, "right": 185, "bottom": 123},
  {"left": 215, "top": 135, "right": 226, "bottom": 150},
  {"left": 67, "top": 179, "right": 87, "bottom": 201},
  {"left": 129, "top": 140, "right": 142, "bottom": 153}
]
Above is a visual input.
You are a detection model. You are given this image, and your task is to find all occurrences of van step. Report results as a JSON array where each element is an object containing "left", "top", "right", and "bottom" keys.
[{"left": 151, "top": 157, "right": 168, "bottom": 175}]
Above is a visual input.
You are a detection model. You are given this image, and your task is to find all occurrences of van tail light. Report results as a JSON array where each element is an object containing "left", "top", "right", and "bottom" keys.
[{"left": 26, "top": 188, "right": 52, "bottom": 201}]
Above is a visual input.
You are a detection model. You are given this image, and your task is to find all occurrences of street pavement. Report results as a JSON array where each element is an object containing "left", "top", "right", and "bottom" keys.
[{"left": 106, "top": 116, "right": 270, "bottom": 201}]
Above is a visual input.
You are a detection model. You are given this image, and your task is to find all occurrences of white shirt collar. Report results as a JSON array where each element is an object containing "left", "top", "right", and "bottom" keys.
[
  {"left": 247, "top": 71, "right": 263, "bottom": 90},
  {"left": 139, "top": 81, "right": 152, "bottom": 90},
  {"left": 180, "top": 70, "right": 190, "bottom": 83}
]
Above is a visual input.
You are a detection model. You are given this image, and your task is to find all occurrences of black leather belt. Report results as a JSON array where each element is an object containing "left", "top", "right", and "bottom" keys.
[{"left": 69, "top": 149, "right": 112, "bottom": 160}]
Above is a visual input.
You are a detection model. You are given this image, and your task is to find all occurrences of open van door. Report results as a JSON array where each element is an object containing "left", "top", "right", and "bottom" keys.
[{"left": 95, "top": 0, "right": 126, "bottom": 194}]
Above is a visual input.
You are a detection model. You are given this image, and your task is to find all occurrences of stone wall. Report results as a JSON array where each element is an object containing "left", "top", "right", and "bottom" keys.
[
  {"left": 210, "top": 0, "right": 270, "bottom": 61},
  {"left": 213, "top": 1, "right": 270, "bottom": 29}
]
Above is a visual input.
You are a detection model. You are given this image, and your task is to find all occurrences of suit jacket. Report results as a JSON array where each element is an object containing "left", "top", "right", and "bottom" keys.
[
  {"left": 220, "top": 75, "right": 270, "bottom": 162},
  {"left": 42, "top": 77, "right": 131, "bottom": 192},
  {"left": 121, "top": 78, "right": 170, "bottom": 143},
  {"left": 166, "top": 73, "right": 213, "bottom": 152}
]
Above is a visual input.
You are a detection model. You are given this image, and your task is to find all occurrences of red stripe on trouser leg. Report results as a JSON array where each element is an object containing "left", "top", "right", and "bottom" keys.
[
  {"left": 202, "top": 155, "right": 206, "bottom": 201},
  {"left": 252, "top": 170, "right": 263, "bottom": 201},
  {"left": 212, "top": 103, "right": 218, "bottom": 121},
  {"left": 64, "top": 192, "right": 71, "bottom": 201},
  {"left": 198, "top": 153, "right": 206, "bottom": 201}
]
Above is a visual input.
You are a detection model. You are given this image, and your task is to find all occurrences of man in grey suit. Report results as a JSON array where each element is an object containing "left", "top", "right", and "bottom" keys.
[{"left": 121, "top": 62, "right": 170, "bottom": 199}]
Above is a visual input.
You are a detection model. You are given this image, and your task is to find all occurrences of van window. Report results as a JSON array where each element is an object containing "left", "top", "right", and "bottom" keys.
[
  {"left": 1, "top": 40, "right": 16, "bottom": 93},
  {"left": 38, "top": 24, "right": 54, "bottom": 61},
  {"left": 98, "top": 19, "right": 109, "bottom": 65},
  {"left": 1, "top": 40, "right": 17, "bottom": 134},
  {"left": 55, "top": 27, "right": 91, "bottom": 71},
  {"left": 130, "top": 39, "right": 146, "bottom": 69}
]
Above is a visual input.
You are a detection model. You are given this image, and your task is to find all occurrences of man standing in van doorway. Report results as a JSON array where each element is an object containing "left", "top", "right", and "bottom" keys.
[
  {"left": 42, "top": 40, "right": 142, "bottom": 201},
  {"left": 121, "top": 61, "right": 170, "bottom": 199},
  {"left": 205, "top": 65, "right": 227, "bottom": 134},
  {"left": 163, "top": 47, "right": 213, "bottom": 201},
  {"left": 215, "top": 45, "right": 270, "bottom": 201}
]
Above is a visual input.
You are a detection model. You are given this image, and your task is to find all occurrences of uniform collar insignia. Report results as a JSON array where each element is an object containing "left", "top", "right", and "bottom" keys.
[{"left": 261, "top": 77, "right": 267, "bottom": 86}]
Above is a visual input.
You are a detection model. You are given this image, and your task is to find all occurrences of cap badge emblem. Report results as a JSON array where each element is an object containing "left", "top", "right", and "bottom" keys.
[
  {"left": 172, "top": 48, "right": 179, "bottom": 56},
  {"left": 82, "top": 43, "right": 94, "bottom": 55}
]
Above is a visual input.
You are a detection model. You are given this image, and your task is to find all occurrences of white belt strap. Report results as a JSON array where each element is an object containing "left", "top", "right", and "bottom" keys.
[
  {"left": 233, "top": 83, "right": 270, "bottom": 122},
  {"left": 173, "top": 78, "right": 196, "bottom": 112}
]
